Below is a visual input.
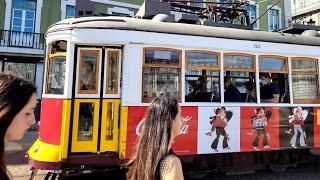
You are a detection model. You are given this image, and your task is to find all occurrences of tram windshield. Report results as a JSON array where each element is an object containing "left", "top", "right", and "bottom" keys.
[{"left": 46, "top": 55, "right": 66, "bottom": 94}]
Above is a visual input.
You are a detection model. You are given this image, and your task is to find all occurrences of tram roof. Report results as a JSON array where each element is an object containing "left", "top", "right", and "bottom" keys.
[{"left": 47, "top": 16, "right": 320, "bottom": 46}]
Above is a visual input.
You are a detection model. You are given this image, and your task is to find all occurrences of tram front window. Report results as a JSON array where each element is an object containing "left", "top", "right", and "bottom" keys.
[{"left": 46, "top": 55, "right": 66, "bottom": 94}]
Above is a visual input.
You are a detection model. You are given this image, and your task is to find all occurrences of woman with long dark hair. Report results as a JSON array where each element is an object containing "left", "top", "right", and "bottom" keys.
[
  {"left": 0, "top": 73, "right": 37, "bottom": 180},
  {"left": 127, "top": 96, "right": 184, "bottom": 180}
]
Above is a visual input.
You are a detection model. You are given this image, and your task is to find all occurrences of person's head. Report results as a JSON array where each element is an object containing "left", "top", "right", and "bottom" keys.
[
  {"left": 224, "top": 77, "right": 233, "bottom": 88},
  {"left": 196, "top": 76, "right": 205, "bottom": 86},
  {"left": 85, "top": 62, "right": 94, "bottom": 73},
  {"left": 127, "top": 96, "right": 182, "bottom": 180},
  {"left": 259, "top": 73, "right": 271, "bottom": 85},
  {"left": 0, "top": 73, "right": 37, "bottom": 180}
]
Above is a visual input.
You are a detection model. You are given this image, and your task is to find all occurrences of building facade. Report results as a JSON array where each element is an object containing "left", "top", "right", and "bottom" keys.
[
  {"left": 291, "top": 0, "right": 320, "bottom": 25},
  {"left": 0, "top": 0, "right": 144, "bottom": 100}
]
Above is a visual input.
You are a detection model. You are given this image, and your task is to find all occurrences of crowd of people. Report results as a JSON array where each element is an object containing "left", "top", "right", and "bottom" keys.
[{"left": 186, "top": 72, "right": 281, "bottom": 103}]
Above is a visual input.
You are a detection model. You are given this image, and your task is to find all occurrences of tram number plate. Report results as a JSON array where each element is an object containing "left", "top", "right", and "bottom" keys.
[{"left": 253, "top": 43, "right": 261, "bottom": 49}]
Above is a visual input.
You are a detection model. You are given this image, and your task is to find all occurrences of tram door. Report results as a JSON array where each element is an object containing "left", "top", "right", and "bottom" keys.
[{"left": 71, "top": 47, "right": 121, "bottom": 153}]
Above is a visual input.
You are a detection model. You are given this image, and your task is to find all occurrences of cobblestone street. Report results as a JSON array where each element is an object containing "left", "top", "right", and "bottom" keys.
[{"left": 4, "top": 131, "right": 46, "bottom": 179}]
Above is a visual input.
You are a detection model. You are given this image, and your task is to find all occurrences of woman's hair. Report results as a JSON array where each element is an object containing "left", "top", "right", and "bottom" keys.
[
  {"left": 0, "top": 73, "right": 36, "bottom": 180},
  {"left": 127, "top": 96, "right": 179, "bottom": 180}
]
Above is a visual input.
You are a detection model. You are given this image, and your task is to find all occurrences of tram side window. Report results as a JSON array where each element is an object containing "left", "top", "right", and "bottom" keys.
[
  {"left": 142, "top": 48, "right": 181, "bottom": 102},
  {"left": 224, "top": 54, "right": 256, "bottom": 103},
  {"left": 259, "top": 56, "right": 289, "bottom": 103},
  {"left": 292, "top": 58, "right": 319, "bottom": 103},
  {"left": 185, "top": 51, "right": 220, "bottom": 102},
  {"left": 78, "top": 50, "right": 100, "bottom": 94}
]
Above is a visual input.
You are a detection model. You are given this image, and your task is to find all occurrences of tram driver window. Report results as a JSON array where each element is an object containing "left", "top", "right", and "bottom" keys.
[
  {"left": 224, "top": 54, "right": 256, "bottom": 103},
  {"left": 45, "top": 41, "right": 67, "bottom": 95},
  {"left": 259, "top": 56, "right": 289, "bottom": 103},
  {"left": 142, "top": 48, "right": 181, "bottom": 102},
  {"left": 185, "top": 51, "right": 220, "bottom": 102},
  {"left": 291, "top": 58, "right": 319, "bottom": 103}
]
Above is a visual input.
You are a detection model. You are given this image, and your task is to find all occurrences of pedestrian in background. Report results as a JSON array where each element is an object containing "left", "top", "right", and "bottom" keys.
[
  {"left": 127, "top": 96, "right": 184, "bottom": 180},
  {"left": 0, "top": 73, "right": 37, "bottom": 180}
]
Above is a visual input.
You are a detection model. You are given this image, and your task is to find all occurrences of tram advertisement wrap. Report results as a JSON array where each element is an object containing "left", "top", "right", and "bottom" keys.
[
  {"left": 240, "top": 107, "right": 280, "bottom": 151},
  {"left": 198, "top": 107, "right": 240, "bottom": 154},
  {"left": 314, "top": 108, "right": 320, "bottom": 148},
  {"left": 126, "top": 106, "right": 320, "bottom": 158},
  {"left": 126, "top": 106, "right": 198, "bottom": 158}
]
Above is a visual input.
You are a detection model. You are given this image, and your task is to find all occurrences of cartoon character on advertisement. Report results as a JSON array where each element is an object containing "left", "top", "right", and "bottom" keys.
[
  {"left": 247, "top": 107, "right": 272, "bottom": 150},
  {"left": 205, "top": 107, "right": 233, "bottom": 152},
  {"left": 285, "top": 107, "right": 308, "bottom": 148}
]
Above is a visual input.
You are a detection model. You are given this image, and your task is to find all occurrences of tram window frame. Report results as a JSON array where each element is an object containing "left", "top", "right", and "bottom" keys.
[
  {"left": 77, "top": 49, "right": 101, "bottom": 94},
  {"left": 185, "top": 50, "right": 221, "bottom": 103},
  {"left": 105, "top": 50, "right": 120, "bottom": 95},
  {"left": 142, "top": 47, "right": 182, "bottom": 103},
  {"left": 291, "top": 57, "right": 320, "bottom": 104},
  {"left": 45, "top": 53, "right": 66, "bottom": 95},
  {"left": 258, "top": 55, "right": 289, "bottom": 103},
  {"left": 223, "top": 53, "right": 256, "bottom": 103}
]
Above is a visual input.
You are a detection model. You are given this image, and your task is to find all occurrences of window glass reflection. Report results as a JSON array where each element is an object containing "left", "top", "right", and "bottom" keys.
[
  {"left": 259, "top": 57, "right": 286, "bottom": 71},
  {"left": 78, "top": 103, "right": 94, "bottom": 141}
]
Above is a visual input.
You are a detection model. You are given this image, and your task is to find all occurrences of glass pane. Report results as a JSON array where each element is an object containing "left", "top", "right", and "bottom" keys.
[
  {"left": 13, "top": 18, "right": 22, "bottom": 26},
  {"left": 78, "top": 103, "right": 94, "bottom": 141},
  {"left": 13, "top": 9, "right": 23, "bottom": 18},
  {"left": 66, "top": 5, "right": 75, "bottom": 18},
  {"left": 187, "top": 52, "right": 218, "bottom": 67},
  {"left": 145, "top": 50, "right": 179, "bottom": 66},
  {"left": 143, "top": 67, "right": 179, "bottom": 100},
  {"left": 25, "top": 0, "right": 36, "bottom": 10},
  {"left": 13, "top": 26, "right": 21, "bottom": 31},
  {"left": 292, "top": 75, "right": 318, "bottom": 100},
  {"left": 24, "top": 27, "right": 33, "bottom": 33},
  {"left": 185, "top": 69, "right": 220, "bottom": 102},
  {"left": 105, "top": 102, "right": 114, "bottom": 140},
  {"left": 46, "top": 56, "right": 66, "bottom": 94},
  {"left": 3, "top": 62, "right": 36, "bottom": 82},
  {"left": 26, "top": 11, "right": 35, "bottom": 19},
  {"left": 13, "top": 0, "right": 24, "bottom": 9},
  {"left": 79, "top": 51, "right": 99, "bottom": 92},
  {"left": 225, "top": 71, "right": 256, "bottom": 102},
  {"left": 106, "top": 51, "right": 119, "bottom": 94},
  {"left": 259, "top": 57, "right": 286, "bottom": 71},
  {"left": 25, "top": 19, "right": 34, "bottom": 27},
  {"left": 224, "top": 55, "right": 254, "bottom": 69},
  {"left": 292, "top": 59, "right": 317, "bottom": 73}
]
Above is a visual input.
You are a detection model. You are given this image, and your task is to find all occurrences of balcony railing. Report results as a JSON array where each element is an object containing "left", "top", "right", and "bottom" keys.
[{"left": 0, "top": 30, "right": 45, "bottom": 50}]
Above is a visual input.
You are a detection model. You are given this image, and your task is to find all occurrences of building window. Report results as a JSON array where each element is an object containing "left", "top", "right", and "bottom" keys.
[
  {"left": 246, "top": 4, "right": 258, "bottom": 28},
  {"left": 185, "top": 51, "right": 220, "bottom": 102},
  {"left": 3, "top": 62, "right": 36, "bottom": 82},
  {"left": 11, "top": 0, "right": 36, "bottom": 32},
  {"left": 268, "top": 9, "right": 280, "bottom": 31},
  {"left": 111, "top": 12, "right": 131, "bottom": 17},
  {"left": 291, "top": 58, "right": 319, "bottom": 103},
  {"left": 66, "top": 5, "right": 75, "bottom": 19},
  {"left": 142, "top": 48, "right": 181, "bottom": 102}
]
